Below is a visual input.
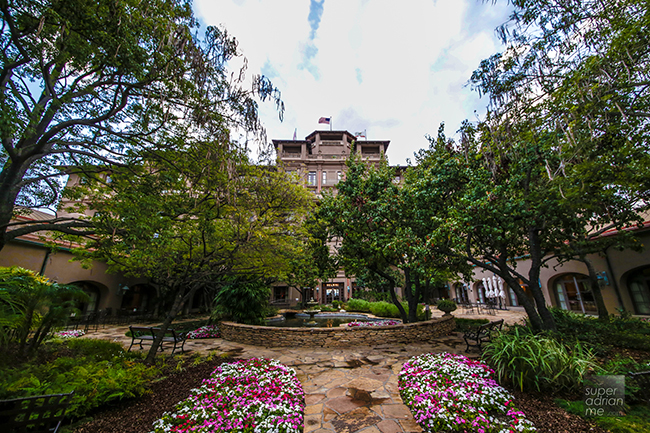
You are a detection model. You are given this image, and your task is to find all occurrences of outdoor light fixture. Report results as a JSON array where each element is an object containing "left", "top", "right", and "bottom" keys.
[
  {"left": 118, "top": 284, "right": 130, "bottom": 295},
  {"left": 597, "top": 271, "right": 610, "bottom": 286}
]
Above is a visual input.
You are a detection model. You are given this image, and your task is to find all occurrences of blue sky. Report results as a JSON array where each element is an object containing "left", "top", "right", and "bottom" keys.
[{"left": 194, "top": 0, "right": 513, "bottom": 165}]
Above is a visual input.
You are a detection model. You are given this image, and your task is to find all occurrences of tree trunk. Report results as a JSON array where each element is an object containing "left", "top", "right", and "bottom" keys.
[
  {"left": 527, "top": 228, "right": 557, "bottom": 331},
  {"left": 388, "top": 284, "right": 408, "bottom": 323},
  {"left": 0, "top": 158, "right": 30, "bottom": 252},
  {"left": 407, "top": 270, "right": 422, "bottom": 323},
  {"left": 145, "top": 284, "right": 187, "bottom": 364},
  {"left": 582, "top": 255, "right": 609, "bottom": 320},
  {"left": 372, "top": 266, "right": 408, "bottom": 323},
  {"left": 502, "top": 274, "right": 545, "bottom": 331}
]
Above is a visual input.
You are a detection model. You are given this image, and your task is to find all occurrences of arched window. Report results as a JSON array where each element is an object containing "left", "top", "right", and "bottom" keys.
[
  {"left": 627, "top": 268, "right": 650, "bottom": 315},
  {"left": 554, "top": 274, "right": 596, "bottom": 314},
  {"left": 455, "top": 284, "right": 469, "bottom": 304},
  {"left": 509, "top": 288, "right": 518, "bottom": 306},
  {"left": 476, "top": 282, "right": 486, "bottom": 304},
  {"left": 70, "top": 282, "right": 101, "bottom": 314}
]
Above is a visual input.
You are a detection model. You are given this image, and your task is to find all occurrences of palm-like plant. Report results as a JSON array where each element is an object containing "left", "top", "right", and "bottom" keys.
[{"left": 0, "top": 267, "right": 88, "bottom": 356}]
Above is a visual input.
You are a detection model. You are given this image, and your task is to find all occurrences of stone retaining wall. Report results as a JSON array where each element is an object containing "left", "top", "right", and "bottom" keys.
[{"left": 219, "top": 316, "right": 456, "bottom": 348}]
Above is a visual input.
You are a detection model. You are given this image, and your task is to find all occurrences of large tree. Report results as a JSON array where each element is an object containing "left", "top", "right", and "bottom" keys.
[
  {"left": 71, "top": 138, "right": 312, "bottom": 362},
  {"left": 458, "top": 0, "right": 650, "bottom": 325},
  {"left": 0, "top": 0, "right": 282, "bottom": 251},
  {"left": 409, "top": 115, "right": 648, "bottom": 331},
  {"left": 315, "top": 155, "right": 469, "bottom": 323}
]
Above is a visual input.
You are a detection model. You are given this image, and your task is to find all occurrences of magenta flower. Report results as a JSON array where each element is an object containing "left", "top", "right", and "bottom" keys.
[{"left": 399, "top": 352, "right": 536, "bottom": 433}]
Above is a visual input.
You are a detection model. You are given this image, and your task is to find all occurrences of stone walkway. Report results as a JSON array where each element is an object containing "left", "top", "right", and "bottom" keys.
[{"left": 86, "top": 308, "right": 527, "bottom": 433}]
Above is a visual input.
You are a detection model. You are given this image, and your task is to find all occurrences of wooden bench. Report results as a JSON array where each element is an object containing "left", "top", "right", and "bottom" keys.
[
  {"left": 128, "top": 326, "right": 187, "bottom": 355},
  {"left": 463, "top": 319, "right": 504, "bottom": 352},
  {"left": 0, "top": 391, "right": 74, "bottom": 433}
]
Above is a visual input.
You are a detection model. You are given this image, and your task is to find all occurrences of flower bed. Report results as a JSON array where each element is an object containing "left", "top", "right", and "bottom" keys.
[
  {"left": 151, "top": 358, "right": 304, "bottom": 433},
  {"left": 399, "top": 352, "right": 536, "bottom": 433},
  {"left": 346, "top": 320, "right": 400, "bottom": 327},
  {"left": 186, "top": 325, "right": 220, "bottom": 339},
  {"left": 54, "top": 329, "right": 86, "bottom": 338}
]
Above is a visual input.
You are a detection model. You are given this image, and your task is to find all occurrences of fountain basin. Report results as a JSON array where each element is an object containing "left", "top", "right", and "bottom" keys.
[
  {"left": 266, "top": 312, "right": 383, "bottom": 328},
  {"left": 219, "top": 316, "right": 456, "bottom": 348}
]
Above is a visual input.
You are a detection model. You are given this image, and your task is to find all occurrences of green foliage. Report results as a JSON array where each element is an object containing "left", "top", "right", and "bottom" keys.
[
  {"left": 265, "top": 306, "right": 279, "bottom": 318},
  {"left": 0, "top": 339, "right": 158, "bottom": 419},
  {"left": 550, "top": 308, "right": 650, "bottom": 353},
  {"left": 0, "top": 0, "right": 284, "bottom": 251},
  {"left": 368, "top": 301, "right": 424, "bottom": 320},
  {"left": 74, "top": 139, "right": 311, "bottom": 362},
  {"left": 350, "top": 291, "right": 393, "bottom": 303},
  {"left": 331, "top": 300, "right": 342, "bottom": 309},
  {"left": 213, "top": 277, "right": 271, "bottom": 325},
  {"left": 369, "top": 301, "right": 400, "bottom": 318},
  {"left": 454, "top": 318, "right": 489, "bottom": 332},
  {"left": 483, "top": 328, "right": 598, "bottom": 393},
  {"left": 436, "top": 299, "right": 457, "bottom": 313},
  {"left": 461, "top": 0, "right": 650, "bottom": 326},
  {"left": 599, "top": 355, "right": 650, "bottom": 402},
  {"left": 315, "top": 155, "right": 469, "bottom": 324},
  {"left": 346, "top": 298, "right": 371, "bottom": 313},
  {"left": 556, "top": 399, "right": 650, "bottom": 433},
  {"left": 0, "top": 266, "right": 88, "bottom": 355}
]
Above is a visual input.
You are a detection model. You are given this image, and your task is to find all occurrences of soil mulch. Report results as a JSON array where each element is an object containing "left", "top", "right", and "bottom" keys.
[
  {"left": 71, "top": 357, "right": 231, "bottom": 433},
  {"left": 511, "top": 389, "right": 609, "bottom": 433}
]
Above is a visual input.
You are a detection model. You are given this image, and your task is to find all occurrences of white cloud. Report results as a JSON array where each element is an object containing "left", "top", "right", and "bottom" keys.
[{"left": 194, "top": 0, "right": 512, "bottom": 164}]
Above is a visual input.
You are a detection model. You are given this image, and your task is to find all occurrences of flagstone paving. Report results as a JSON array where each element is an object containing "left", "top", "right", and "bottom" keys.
[{"left": 86, "top": 308, "right": 527, "bottom": 433}]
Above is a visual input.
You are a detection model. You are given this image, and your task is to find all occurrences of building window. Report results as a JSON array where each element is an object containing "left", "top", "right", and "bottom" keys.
[
  {"left": 455, "top": 284, "right": 469, "bottom": 304},
  {"left": 273, "top": 287, "right": 288, "bottom": 303},
  {"left": 509, "top": 288, "right": 518, "bottom": 306},
  {"left": 627, "top": 267, "right": 650, "bottom": 315},
  {"left": 477, "top": 282, "right": 486, "bottom": 303},
  {"left": 337, "top": 171, "right": 342, "bottom": 181},
  {"left": 324, "top": 283, "right": 342, "bottom": 303},
  {"left": 307, "top": 171, "right": 316, "bottom": 186},
  {"left": 554, "top": 274, "right": 596, "bottom": 314},
  {"left": 322, "top": 171, "right": 327, "bottom": 185}
]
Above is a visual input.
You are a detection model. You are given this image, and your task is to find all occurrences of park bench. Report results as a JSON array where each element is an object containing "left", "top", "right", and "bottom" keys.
[
  {"left": 128, "top": 326, "right": 187, "bottom": 355},
  {"left": 463, "top": 319, "right": 504, "bottom": 353},
  {"left": 0, "top": 391, "right": 74, "bottom": 433}
]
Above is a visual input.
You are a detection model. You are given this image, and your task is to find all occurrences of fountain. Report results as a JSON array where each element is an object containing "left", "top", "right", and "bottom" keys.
[{"left": 304, "top": 298, "right": 321, "bottom": 325}]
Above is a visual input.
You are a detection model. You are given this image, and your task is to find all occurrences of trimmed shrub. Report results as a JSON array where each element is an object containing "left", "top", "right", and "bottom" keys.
[
  {"left": 369, "top": 301, "right": 399, "bottom": 318},
  {"left": 346, "top": 298, "right": 371, "bottom": 313}
]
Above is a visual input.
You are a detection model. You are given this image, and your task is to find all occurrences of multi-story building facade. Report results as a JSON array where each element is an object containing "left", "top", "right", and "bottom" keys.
[{"left": 271, "top": 130, "right": 398, "bottom": 306}]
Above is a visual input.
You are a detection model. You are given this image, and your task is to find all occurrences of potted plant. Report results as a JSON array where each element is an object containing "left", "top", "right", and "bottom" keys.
[{"left": 436, "top": 299, "right": 457, "bottom": 317}]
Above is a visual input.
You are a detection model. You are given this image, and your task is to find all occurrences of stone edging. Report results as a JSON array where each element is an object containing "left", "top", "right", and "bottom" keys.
[{"left": 219, "top": 316, "right": 456, "bottom": 347}]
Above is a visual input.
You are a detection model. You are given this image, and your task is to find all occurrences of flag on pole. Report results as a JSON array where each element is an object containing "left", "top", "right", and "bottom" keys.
[
  {"left": 318, "top": 117, "right": 331, "bottom": 125},
  {"left": 293, "top": 128, "right": 297, "bottom": 140},
  {"left": 355, "top": 130, "right": 366, "bottom": 138}
]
